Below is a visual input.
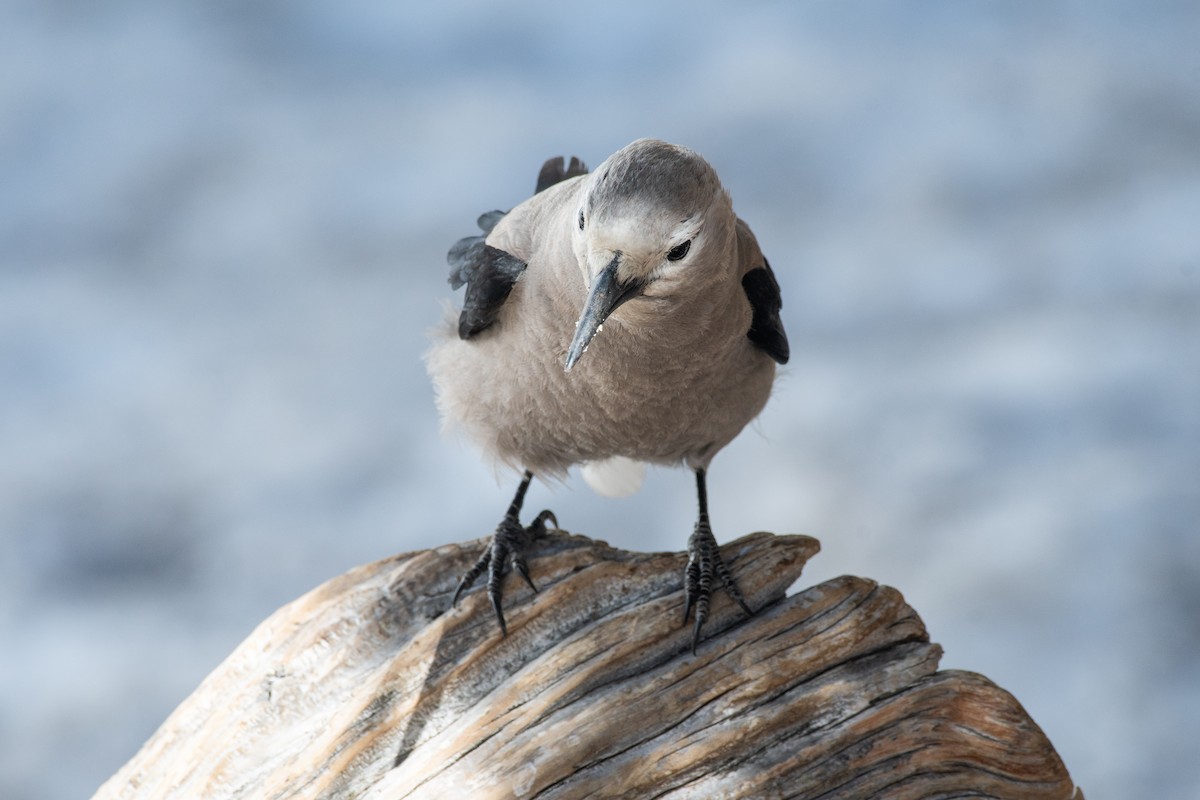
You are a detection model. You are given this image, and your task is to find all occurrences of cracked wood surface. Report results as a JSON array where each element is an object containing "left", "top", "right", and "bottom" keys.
[{"left": 92, "top": 531, "right": 1080, "bottom": 799}]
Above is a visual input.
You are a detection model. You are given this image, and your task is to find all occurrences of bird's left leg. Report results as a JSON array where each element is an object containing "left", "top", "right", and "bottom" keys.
[
  {"left": 682, "top": 467, "right": 754, "bottom": 653},
  {"left": 451, "top": 470, "right": 557, "bottom": 636}
]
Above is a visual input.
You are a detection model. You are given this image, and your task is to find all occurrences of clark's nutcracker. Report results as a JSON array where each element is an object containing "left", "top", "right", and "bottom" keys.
[{"left": 427, "top": 139, "right": 788, "bottom": 651}]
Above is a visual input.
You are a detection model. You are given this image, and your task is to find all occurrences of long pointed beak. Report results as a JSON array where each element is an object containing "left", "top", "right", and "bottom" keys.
[{"left": 564, "top": 253, "right": 644, "bottom": 372}]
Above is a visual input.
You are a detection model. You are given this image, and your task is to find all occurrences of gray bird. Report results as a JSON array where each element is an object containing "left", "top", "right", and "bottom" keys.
[{"left": 427, "top": 139, "right": 788, "bottom": 651}]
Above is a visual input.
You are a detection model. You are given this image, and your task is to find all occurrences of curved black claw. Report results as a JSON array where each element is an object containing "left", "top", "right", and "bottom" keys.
[
  {"left": 452, "top": 507, "right": 557, "bottom": 637},
  {"left": 682, "top": 521, "right": 754, "bottom": 654}
]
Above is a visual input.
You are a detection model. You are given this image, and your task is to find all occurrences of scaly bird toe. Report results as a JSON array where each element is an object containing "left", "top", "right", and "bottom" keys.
[
  {"left": 683, "top": 521, "right": 754, "bottom": 654},
  {"left": 451, "top": 479, "right": 557, "bottom": 638}
]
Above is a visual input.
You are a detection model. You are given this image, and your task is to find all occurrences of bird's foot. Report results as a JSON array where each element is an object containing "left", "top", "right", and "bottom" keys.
[
  {"left": 682, "top": 521, "right": 754, "bottom": 654},
  {"left": 452, "top": 508, "right": 558, "bottom": 636}
]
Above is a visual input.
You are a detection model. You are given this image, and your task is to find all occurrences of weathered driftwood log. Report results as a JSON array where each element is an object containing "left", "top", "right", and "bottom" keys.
[{"left": 93, "top": 531, "right": 1080, "bottom": 800}]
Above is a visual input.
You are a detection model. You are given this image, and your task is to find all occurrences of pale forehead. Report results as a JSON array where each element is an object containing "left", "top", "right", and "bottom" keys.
[{"left": 587, "top": 140, "right": 721, "bottom": 223}]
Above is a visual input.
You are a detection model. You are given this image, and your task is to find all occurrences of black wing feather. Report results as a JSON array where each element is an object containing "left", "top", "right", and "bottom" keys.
[
  {"left": 475, "top": 210, "right": 506, "bottom": 234},
  {"left": 447, "top": 238, "right": 527, "bottom": 339},
  {"left": 741, "top": 259, "right": 789, "bottom": 364},
  {"left": 535, "top": 155, "right": 588, "bottom": 194},
  {"left": 448, "top": 154, "right": 589, "bottom": 339}
]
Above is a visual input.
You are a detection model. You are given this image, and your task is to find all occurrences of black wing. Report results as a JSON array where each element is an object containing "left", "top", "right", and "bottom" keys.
[
  {"left": 447, "top": 234, "right": 527, "bottom": 340},
  {"left": 535, "top": 155, "right": 588, "bottom": 194},
  {"left": 741, "top": 259, "right": 789, "bottom": 364},
  {"left": 447, "top": 155, "right": 589, "bottom": 340}
]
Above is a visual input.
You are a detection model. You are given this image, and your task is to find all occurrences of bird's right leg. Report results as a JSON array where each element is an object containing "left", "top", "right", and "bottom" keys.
[
  {"left": 451, "top": 470, "right": 557, "bottom": 636},
  {"left": 682, "top": 467, "right": 754, "bottom": 653}
]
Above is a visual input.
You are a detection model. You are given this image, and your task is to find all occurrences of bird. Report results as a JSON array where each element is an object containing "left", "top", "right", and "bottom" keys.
[{"left": 426, "top": 139, "right": 788, "bottom": 652}]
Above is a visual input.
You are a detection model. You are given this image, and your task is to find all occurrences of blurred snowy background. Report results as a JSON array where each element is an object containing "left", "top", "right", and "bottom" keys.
[{"left": 2, "top": 1, "right": 1197, "bottom": 798}]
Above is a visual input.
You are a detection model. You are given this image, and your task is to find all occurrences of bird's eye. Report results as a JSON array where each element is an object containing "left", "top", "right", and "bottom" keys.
[
  {"left": 666, "top": 240, "right": 691, "bottom": 262},
  {"left": 578, "top": 210, "right": 585, "bottom": 230}
]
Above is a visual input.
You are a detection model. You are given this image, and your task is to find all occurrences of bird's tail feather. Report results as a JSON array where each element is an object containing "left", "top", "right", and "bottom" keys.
[{"left": 581, "top": 457, "right": 647, "bottom": 498}]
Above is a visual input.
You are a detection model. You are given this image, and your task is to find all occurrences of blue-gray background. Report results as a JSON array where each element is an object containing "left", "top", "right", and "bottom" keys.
[{"left": 3, "top": 2, "right": 1197, "bottom": 798}]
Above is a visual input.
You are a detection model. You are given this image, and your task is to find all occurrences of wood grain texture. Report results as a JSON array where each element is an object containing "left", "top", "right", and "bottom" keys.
[{"left": 93, "top": 531, "right": 1080, "bottom": 799}]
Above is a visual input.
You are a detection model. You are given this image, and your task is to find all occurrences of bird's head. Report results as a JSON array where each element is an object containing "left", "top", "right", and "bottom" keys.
[{"left": 565, "top": 139, "right": 734, "bottom": 372}]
